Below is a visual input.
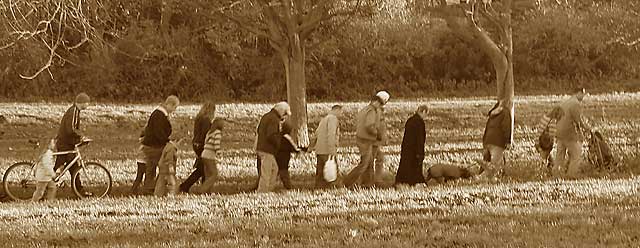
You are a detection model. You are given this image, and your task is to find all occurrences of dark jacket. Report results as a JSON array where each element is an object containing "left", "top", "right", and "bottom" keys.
[
  {"left": 482, "top": 109, "right": 512, "bottom": 148},
  {"left": 256, "top": 109, "right": 282, "bottom": 155},
  {"left": 192, "top": 114, "right": 212, "bottom": 152},
  {"left": 56, "top": 104, "right": 82, "bottom": 147},
  {"left": 142, "top": 109, "right": 172, "bottom": 148},
  {"left": 395, "top": 113, "right": 427, "bottom": 185}
]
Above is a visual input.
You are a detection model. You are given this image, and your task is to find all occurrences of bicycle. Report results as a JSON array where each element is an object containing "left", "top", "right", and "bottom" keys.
[{"left": 3, "top": 138, "right": 112, "bottom": 201}]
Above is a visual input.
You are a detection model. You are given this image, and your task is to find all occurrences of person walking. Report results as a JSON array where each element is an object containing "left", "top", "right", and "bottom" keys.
[
  {"left": 536, "top": 106, "right": 564, "bottom": 172},
  {"left": 480, "top": 100, "right": 512, "bottom": 180},
  {"left": 130, "top": 131, "right": 147, "bottom": 194},
  {"left": 54, "top": 93, "right": 91, "bottom": 196},
  {"left": 154, "top": 141, "right": 178, "bottom": 196},
  {"left": 395, "top": 105, "right": 430, "bottom": 186},
  {"left": 310, "top": 105, "right": 343, "bottom": 188},
  {"left": 344, "top": 91, "right": 390, "bottom": 188},
  {"left": 141, "top": 95, "right": 180, "bottom": 194},
  {"left": 32, "top": 140, "right": 57, "bottom": 201},
  {"left": 194, "top": 119, "right": 226, "bottom": 193},
  {"left": 180, "top": 102, "right": 216, "bottom": 193},
  {"left": 554, "top": 87, "right": 591, "bottom": 178},
  {"left": 256, "top": 102, "right": 290, "bottom": 193}
]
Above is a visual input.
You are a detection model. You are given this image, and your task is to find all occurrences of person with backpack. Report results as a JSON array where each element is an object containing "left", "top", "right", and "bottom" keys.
[
  {"left": 554, "top": 88, "right": 591, "bottom": 178},
  {"left": 479, "top": 100, "right": 512, "bottom": 180},
  {"left": 536, "top": 106, "right": 564, "bottom": 173}
]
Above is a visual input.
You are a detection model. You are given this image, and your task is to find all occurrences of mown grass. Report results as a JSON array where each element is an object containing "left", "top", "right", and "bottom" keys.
[{"left": 1, "top": 93, "right": 640, "bottom": 246}]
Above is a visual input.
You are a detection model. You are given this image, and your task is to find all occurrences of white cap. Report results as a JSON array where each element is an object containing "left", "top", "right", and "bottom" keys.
[{"left": 375, "top": 91, "right": 390, "bottom": 104}]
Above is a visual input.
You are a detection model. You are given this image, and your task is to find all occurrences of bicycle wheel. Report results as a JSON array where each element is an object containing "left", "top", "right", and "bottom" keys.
[
  {"left": 3, "top": 161, "right": 37, "bottom": 201},
  {"left": 72, "top": 161, "right": 112, "bottom": 198}
]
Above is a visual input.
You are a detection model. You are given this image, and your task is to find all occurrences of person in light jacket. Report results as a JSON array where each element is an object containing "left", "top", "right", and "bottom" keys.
[
  {"left": 310, "top": 105, "right": 343, "bottom": 188},
  {"left": 344, "top": 91, "right": 390, "bottom": 188},
  {"left": 554, "top": 87, "right": 591, "bottom": 178}
]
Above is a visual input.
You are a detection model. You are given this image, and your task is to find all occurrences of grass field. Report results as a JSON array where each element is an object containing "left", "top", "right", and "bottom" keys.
[{"left": 1, "top": 93, "right": 640, "bottom": 247}]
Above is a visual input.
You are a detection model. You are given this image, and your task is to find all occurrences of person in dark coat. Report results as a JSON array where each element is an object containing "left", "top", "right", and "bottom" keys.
[
  {"left": 395, "top": 105, "right": 429, "bottom": 186},
  {"left": 480, "top": 100, "right": 512, "bottom": 180},
  {"left": 274, "top": 120, "right": 301, "bottom": 189},
  {"left": 179, "top": 102, "right": 216, "bottom": 193},
  {"left": 54, "top": 93, "right": 91, "bottom": 196},
  {"left": 140, "top": 95, "right": 180, "bottom": 194},
  {"left": 256, "top": 102, "right": 290, "bottom": 192}
]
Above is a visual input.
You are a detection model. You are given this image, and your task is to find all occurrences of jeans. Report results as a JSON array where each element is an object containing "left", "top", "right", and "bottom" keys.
[
  {"left": 344, "top": 139, "right": 385, "bottom": 187},
  {"left": 194, "top": 158, "right": 219, "bottom": 193},
  {"left": 555, "top": 139, "right": 582, "bottom": 178},
  {"left": 141, "top": 145, "right": 164, "bottom": 194}
]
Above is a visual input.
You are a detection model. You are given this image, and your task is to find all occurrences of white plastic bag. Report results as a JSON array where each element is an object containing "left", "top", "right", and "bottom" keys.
[{"left": 323, "top": 155, "right": 338, "bottom": 182}]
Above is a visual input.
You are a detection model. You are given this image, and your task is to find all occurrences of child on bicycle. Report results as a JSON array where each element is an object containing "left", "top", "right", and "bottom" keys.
[
  {"left": 32, "top": 139, "right": 57, "bottom": 201},
  {"left": 154, "top": 141, "right": 178, "bottom": 196},
  {"left": 194, "top": 118, "right": 225, "bottom": 194}
]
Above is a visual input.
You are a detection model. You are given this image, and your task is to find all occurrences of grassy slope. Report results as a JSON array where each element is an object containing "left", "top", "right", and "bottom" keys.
[{"left": 1, "top": 93, "right": 640, "bottom": 246}]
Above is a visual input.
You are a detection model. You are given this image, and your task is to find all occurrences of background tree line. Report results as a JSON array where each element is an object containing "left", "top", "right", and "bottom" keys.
[{"left": 1, "top": 0, "right": 638, "bottom": 102}]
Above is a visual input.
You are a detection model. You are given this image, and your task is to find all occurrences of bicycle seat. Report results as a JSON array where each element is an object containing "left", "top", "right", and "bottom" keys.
[{"left": 76, "top": 138, "right": 93, "bottom": 147}]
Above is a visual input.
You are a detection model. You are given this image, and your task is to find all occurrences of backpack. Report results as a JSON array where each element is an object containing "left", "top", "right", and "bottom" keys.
[{"left": 587, "top": 131, "right": 616, "bottom": 169}]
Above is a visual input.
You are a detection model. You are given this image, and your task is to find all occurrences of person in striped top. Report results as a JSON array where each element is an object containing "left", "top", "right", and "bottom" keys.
[
  {"left": 195, "top": 118, "right": 226, "bottom": 193},
  {"left": 536, "top": 106, "right": 564, "bottom": 170}
]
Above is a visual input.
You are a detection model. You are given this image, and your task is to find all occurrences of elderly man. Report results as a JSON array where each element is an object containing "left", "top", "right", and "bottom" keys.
[
  {"left": 344, "top": 91, "right": 390, "bottom": 188},
  {"left": 395, "top": 104, "right": 429, "bottom": 186},
  {"left": 256, "top": 102, "right": 291, "bottom": 192},
  {"left": 554, "top": 87, "right": 591, "bottom": 178},
  {"left": 141, "top": 95, "right": 180, "bottom": 194}
]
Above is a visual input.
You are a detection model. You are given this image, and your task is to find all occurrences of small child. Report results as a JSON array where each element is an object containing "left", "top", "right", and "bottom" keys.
[
  {"left": 32, "top": 139, "right": 57, "bottom": 201},
  {"left": 195, "top": 119, "right": 225, "bottom": 193},
  {"left": 131, "top": 132, "right": 147, "bottom": 194},
  {"left": 275, "top": 120, "right": 301, "bottom": 189},
  {"left": 154, "top": 141, "right": 178, "bottom": 196}
]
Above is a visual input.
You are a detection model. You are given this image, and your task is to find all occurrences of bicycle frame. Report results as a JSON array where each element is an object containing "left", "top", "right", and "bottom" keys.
[{"left": 50, "top": 147, "right": 85, "bottom": 184}]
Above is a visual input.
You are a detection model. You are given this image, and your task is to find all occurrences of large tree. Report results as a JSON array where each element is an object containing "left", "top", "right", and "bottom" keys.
[
  {"left": 221, "top": 0, "right": 375, "bottom": 146},
  {"left": 417, "top": 0, "right": 538, "bottom": 144}
]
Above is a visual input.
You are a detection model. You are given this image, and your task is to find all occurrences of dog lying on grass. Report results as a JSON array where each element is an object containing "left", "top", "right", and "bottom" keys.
[{"left": 425, "top": 164, "right": 473, "bottom": 183}]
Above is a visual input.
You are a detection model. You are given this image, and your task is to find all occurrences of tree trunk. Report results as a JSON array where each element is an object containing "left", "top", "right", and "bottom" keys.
[
  {"left": 472, "top": 20, "right": 515, "bottom": 144},
  {"left": 282, "top": 35, "right": 310, "bottom": 147}
]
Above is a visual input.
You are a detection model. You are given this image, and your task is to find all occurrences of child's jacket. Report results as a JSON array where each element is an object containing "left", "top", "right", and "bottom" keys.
[
  {"left": 35, "top": 149, "right": 55, "bottom": 182},
  {"left": 158, "top": 142, "right": 178, "bottom": 175}
]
